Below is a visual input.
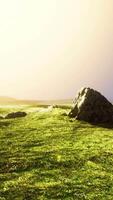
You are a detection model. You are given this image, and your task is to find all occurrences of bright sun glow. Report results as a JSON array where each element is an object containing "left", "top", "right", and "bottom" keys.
[{"left": 0, "top": 0, "right": 113, "bottom": 100}]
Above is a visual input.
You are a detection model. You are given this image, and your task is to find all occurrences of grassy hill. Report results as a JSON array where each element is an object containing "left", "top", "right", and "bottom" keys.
[{"left": 0, "top": 104, "right": 113, "bottom": 199}]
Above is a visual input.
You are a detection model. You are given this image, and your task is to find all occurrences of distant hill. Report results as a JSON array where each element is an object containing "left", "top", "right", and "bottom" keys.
[
  {"left": 0, "top": 96, "right": 17, "bottom": 104},
  {"left": 18, "top": 99, "right": 73, "bottom": 105},
  {"left": 0, "top": 96, "right": 72, "bottom": 105}
]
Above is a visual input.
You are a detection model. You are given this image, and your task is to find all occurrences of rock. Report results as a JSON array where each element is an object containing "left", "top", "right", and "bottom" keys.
[
  {"left": 69, "top": 87, "right": 113, "bottom": 123},
  {"left": 5, "top": 111, "right": 27, "bottom": 119}
]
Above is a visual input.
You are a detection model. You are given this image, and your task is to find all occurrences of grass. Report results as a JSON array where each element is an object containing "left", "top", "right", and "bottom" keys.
[{"left": 0, "top": 105, "right": 113, "bottom": 199}]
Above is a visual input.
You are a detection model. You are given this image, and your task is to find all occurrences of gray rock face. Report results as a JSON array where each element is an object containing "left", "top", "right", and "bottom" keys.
[
  {"left": 69, "top": 87, "right": 113, "bottom": 123},
  {"left": 5, "top": 112, "right": 27, "bottom": 119}
]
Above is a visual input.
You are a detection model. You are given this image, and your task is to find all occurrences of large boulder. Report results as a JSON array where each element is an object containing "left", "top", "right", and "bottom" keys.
[
  {"left": 5, "top": 111, "right": 27, "bottom": 119},
  {"left": 69, "top": 87, "right": 113, "bottom": 123}
]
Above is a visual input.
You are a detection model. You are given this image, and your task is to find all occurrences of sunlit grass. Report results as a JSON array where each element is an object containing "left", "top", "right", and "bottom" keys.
[{"left": 0, "top": 105, "right": 113, "bottom": 199}]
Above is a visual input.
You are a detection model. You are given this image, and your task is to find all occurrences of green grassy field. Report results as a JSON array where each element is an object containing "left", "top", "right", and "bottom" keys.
[{"left": 0, "top": 104, "right": 113, "bottom": 199}]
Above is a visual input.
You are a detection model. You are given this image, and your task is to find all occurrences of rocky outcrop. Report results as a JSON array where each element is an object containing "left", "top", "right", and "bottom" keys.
[
  {"left": 5, "top": 111, "right": 27, "bottom": 119},
  {"left": 69, "top": 87, "right": 113, "bottom": 123}
]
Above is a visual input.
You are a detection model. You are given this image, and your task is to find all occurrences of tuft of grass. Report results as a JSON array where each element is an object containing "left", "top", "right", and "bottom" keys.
[{"left": 0, "top": 105, "right": 113, "bottom": 199}]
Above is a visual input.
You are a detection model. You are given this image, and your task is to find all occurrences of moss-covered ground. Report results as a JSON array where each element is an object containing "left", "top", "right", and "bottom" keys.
[{"left": 0, "top": 105, "right": 113, "bottom": 199}]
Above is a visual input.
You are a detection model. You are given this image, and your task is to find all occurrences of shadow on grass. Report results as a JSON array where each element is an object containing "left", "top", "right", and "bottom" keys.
[
  {"left": 0, "top": 149, "right": 86, "bottom": 174},
  {"left": 72, "top": 119, "right": 113, "bottom": 129},
  {"left": 0, "top": 121, "right": 10, "bottom": 127},
  {"left": 0, "top": 185, "right": 42, "bottom": 200},
  {"left": 90, "top": 122, "right": 113, "bottom": 129}
]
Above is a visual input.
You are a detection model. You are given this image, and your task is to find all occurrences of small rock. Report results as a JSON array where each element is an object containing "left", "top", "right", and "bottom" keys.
[{"left": 5, "top": 112, "right": 27, "bottom": 119}]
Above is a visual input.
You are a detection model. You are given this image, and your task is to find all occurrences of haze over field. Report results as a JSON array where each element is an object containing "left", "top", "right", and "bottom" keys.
[{"left": 0, "top": 0, "right": 113, "bottom": 100}]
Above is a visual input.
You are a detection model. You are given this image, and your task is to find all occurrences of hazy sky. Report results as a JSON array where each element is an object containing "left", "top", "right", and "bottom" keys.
[{"left": 0, "top": 0, "right": 113, "bottom": 100}]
